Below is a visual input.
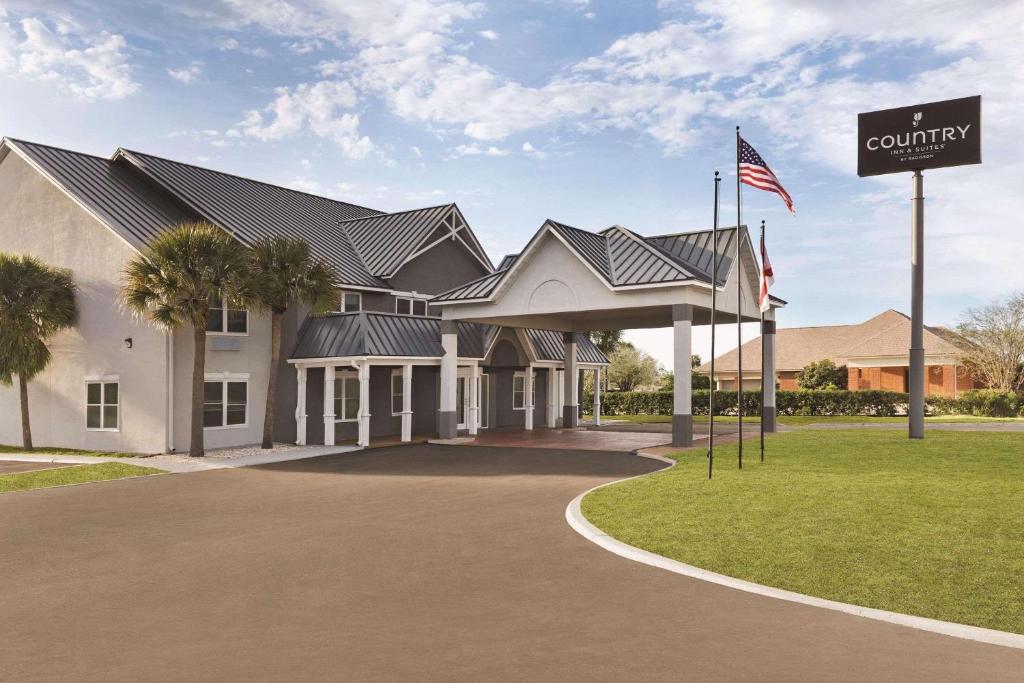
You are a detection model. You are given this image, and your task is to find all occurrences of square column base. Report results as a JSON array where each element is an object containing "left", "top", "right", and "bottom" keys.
[
  {"left": 563, "top": 405, "right": 579, "bottom": 428},
  {"left": 762, "top": 406, "right": 777, "bottom": 433},
  {"left": 438, "top": 411, "right": 457, "bottom": 439},
  {"left": 672, "top": 414, "right": 693, "bottom": 447}
]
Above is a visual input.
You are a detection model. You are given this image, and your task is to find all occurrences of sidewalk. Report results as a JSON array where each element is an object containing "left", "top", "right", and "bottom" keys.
[{"left": 0, "top": 443, "right": 361, "bottom": 474}]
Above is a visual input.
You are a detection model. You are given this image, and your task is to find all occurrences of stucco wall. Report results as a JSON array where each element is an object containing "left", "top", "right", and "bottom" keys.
[
  {"left": 171, "top": 310, "right": 274, "bottom": 452},
  {"left": 387, "top": 236, "right": 490, "bottom": 295},
  {"left": 0, "top": 150, "right": 170, "bottom": 453}
]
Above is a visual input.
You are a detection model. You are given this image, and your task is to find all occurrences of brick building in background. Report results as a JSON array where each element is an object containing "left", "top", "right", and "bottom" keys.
[{"left": 699, "top": 310, "right": 977, "bottom": 396}]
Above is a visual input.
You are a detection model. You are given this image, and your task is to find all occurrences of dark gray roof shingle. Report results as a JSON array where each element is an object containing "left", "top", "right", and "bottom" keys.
[
  {"left": 547, "top": 219, "right": 613, "bottom": 282},
  {"left": 4, "top": 138, "right": 198, "bottom": 249},
  {"left": 340, "top": 204, "right": 454, "bottom": 276},
  {"left": 603, "top": 226, "right": 694, "bottom": 285},
  {"left": 431, "top": 269, "right": 507, "bottom": 302},
  {"left": 644, "top": 227, "right": 738, "bottom": 286},
  {"left": 526, "top": 330, "right": 608, "bottom": 364},
  {"left": 115, "top": 148, "right": 389, "bottom": 289},
  {"left": 292, "top": 313, "right": 496, "bottom": 360}
]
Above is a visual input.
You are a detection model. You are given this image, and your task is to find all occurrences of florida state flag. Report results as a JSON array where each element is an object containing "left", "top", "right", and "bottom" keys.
[{"left": 759, "top": 230, "right": 774, "bottom": 313}]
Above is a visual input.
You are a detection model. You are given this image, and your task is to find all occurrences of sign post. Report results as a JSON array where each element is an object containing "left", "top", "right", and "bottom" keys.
[{"left": 858, "top": 95, "right": 981, "bottom": 439}]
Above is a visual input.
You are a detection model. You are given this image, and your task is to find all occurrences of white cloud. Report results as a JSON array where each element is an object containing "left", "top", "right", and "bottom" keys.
[
  {"left": 2, "top": 15, "right": 138, "bottom": 99},
  {"left": 167, "top": 61, "right": 202, "bottom": 84},
  {"left": 215, "top": 36, "right": 269, "bottom": 57},
  {"left": 236, "top": 80, "right": 373, "bottom": 159},
  {"left": 451, "top": 143, "right": 508, "bottom": 157},
  {"left": 522, "top": 141, "right": 547, "bottom": 159},
  {"left": 286, "top": 39, "right": 323, "bottom": 54},
  {"left": 477, "top": 29, "right": 498, "bottom": 40}
]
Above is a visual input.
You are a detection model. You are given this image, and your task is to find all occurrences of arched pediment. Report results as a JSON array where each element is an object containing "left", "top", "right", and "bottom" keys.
[{"left": 528, "top": 278, "right": 578, "bottom": 311}]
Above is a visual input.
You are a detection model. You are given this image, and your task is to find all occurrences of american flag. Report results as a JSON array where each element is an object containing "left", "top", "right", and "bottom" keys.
[
  {"left": 759, "top": 228, "right": 774, "bottom": 313},
  {"left": 739, "top": 137, "right": 795, "bottom": 214}
]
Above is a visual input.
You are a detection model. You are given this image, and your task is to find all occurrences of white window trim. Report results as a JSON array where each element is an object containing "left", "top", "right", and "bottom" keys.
[
  {"left": 85, "top": 376, "right": 120, "bottom": 432},
  {"left": 208, "top": 295, "right": 249, "bottom": 336},
  {"left": 202, "top": 373, "right": 249, "bottom": 430},
  {"left": 334, "top": 370, "right": 360, "bottom": 423},
  {"left": 394, "top": 295, "right": 429, "bottom": 316},
  {"left": 339, "top": 290, "right": 362, "bottom": 313},
  {"left": 390, "top": 369, "right": 404, "bottom": 417},
  {"left": 512, "top": 371, "right": 537, "bottom": 411}
]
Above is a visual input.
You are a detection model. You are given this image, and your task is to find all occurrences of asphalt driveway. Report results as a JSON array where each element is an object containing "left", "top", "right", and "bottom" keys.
[{"left": 1, "top": 445, "right": 1021, "bottom": 681}]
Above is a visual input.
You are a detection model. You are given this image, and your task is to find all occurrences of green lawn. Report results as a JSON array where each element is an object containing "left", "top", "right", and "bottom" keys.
[
  {"left": 582, "top": 430, "right": 1024, "bottom": 634},
  {"left": 0, "top": 444, "right": 142, "bottom": 457},
  {"left": 600, "top": 414, "right": 1024, "bottom": 426},
  {"left": 0, "top": 462, "right": 164, "bottom": 494}
]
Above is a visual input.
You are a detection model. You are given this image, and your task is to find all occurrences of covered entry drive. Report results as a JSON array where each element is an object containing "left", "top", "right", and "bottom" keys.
[
  {"left": 433, "top": 220, "right": 784, "bottom": 447},
  {"left": 288, "top": 312, "right": 607, "bottom": 446}
]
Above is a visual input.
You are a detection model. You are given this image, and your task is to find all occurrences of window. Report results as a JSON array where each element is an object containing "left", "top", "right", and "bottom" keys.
[
  {"left": 334, "top": 373, "right": 360, "bottom": 421},
  {"left": 512, "top": 371, "right": 537, "bottom": 410},
  {"left": 206, "top": 295, "right": 247, "bottom": 334},
  {"left": 339, "top": 290, "right": 362, "bottom": 312},
  {"left": 86, "top": 379, "right": 119, "bottom": 431},
  {"left": 204, "top": 379, "right": 248, "bottom": 428},
  {"left": 395, "top": 296, "right": 428, "bottom": 316},
  {"left": 391, "top": 371, "right": 404, "bottom": 416}
]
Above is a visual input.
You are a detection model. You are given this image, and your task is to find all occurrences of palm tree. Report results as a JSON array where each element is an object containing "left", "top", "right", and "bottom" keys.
[
  {"left": 121, "top": 222, "right": 250, "bottom": 457},
  {"left": 248, "top": 236, "right": 335, "bottom": 449},
  {"left": 0, "top": 253, "right": 78, "bottom": 450}
]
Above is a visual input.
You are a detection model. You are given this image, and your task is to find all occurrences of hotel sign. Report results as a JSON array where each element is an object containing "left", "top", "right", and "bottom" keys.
[{"left": 857, "top": 96, "right": 981, "bottom": 176}]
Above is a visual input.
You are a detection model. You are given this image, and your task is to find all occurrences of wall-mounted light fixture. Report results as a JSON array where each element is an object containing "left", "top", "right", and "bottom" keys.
[{"left": 124, "top": 337, "right": 133, "bottom": 349}]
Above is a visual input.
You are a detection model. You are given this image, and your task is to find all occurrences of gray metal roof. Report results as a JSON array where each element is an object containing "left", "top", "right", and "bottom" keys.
[
  {"left": 115, "top": 148, "right": 389, "bottom": 289},
  {"left": 526, "top": 330, "right": 608, "bottom": 364},
  {"left": 3, "top": 138, "right": 198, "bottom": 249},
  {"left": 496, "top": 253, "right": 518, "bottom": 270},
  {"left": 547, "top": 220, "right": 613, "bottom": 282},
  {"left": 431, "top": 268, "right": 507, "bottom": 302},
  {"left": 292, "top": 313, "right": 496, "bottom": 360},
  {"left": 644, "top": 227, "right": 738, "bottom": 286},
  {"left": 603, "top": 226, "right": 694, "bottom": 285},
  {"left": 340, "top": 204, "right": 454, "bottom": 276}
]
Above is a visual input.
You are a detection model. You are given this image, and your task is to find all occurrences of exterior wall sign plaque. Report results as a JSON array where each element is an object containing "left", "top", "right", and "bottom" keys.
[{"left": 857, "top": 96, "right": 981, "bottom": 177}]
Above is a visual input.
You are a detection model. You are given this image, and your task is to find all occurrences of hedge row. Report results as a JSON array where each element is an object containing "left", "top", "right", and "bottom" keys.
[{"left": 585, "top": 389, "right": 1024, "bottom": 418}]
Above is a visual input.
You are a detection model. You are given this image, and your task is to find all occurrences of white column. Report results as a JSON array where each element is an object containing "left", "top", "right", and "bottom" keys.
[
  {"left": 357, "top": 361, "right": 371, "bottom": 447},
  {"left": 295, "top": 366, "right": 307, "bottom": 445},
  {"left": 524, "top": 363, "right": 534, "bottom": 430},
  {"left": 468, "top": 362, "right": 480, "bottom": 435},
  {"left": 323, "top": 365, "right": 336, "bottom": 446},
  {"left": 439, "top": 320, "right": 458, "bottom": 438},
  {"left": 401, "top": 364, "right": 413, "bottom": 442},
  {"left": 546, "top": 368, "right": 558, "bottom": 428},
  {"left": 672, "top": 304, "right": 693, "bottom": 447},
  {"left": 763, "top": 312, "right": 777, "bottom": 433},
  {"left": 593, "top": 367, "right": 602, "bottom": 426},
  {"left": 563, "top": 333, "right": 579, "bottom": 427}
]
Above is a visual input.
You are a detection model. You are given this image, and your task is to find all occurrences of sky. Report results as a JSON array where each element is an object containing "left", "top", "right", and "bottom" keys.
[{"left": 0, "top": 0, "right": 1021, "bottom": 369}]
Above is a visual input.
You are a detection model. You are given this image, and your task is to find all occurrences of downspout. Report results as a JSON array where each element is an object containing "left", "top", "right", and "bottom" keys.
[{"left": 166, "top": 330, "right": 175, "bottom": 452}]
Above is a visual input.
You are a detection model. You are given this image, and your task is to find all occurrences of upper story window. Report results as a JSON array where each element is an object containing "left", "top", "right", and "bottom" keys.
[
  {"left": 207, "top": 295, "right": 247, "bottom": 335},
  {"left": 395, "top": 296, "right": 428, "bottom": 316},
  {"left": 339, "top": 290, "right": 362, "bottom": 313}
]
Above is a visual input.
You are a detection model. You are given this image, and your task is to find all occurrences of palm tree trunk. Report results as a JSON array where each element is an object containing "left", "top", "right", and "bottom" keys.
[
  {"left": 190, "top": 325, "right": 206, "bottom": 457},
  {"left": 262, "top": 311, "right": 283, "bottom": 449},
  {"left": 18, "top": 374, "right": 32, "bottom": 450}
]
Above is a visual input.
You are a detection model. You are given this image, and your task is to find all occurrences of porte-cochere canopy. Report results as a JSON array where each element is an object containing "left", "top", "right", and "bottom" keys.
[{"left": 432, "top": 219, "right": 785, "bottom": 446}]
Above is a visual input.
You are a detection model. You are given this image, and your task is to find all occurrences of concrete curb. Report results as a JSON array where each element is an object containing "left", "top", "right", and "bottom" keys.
[
  {"left": 0, "top": 445, "right": 363, "bottom": 474},
  {"left": 565, "top": 452, "right": 1024, "bottom": 651}
]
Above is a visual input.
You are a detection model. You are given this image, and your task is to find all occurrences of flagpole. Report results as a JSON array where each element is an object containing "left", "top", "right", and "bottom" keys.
[
  {"left": 708, "top": 171, "right": 720, "bottom": 480},
  {"left": 760, "top": 219, "right": 766, "bottom": 464},
  {"left": 736, "top": 126, "right": 743, "bottom": 469}
]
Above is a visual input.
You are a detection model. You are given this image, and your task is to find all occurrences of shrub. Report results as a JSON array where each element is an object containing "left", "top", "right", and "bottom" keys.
[
  {"left": 796, "top": 359, "right": 848, "bottom": 390},
  {"left": 593, "top": 388, "right": 1024, "bottom": 418}
]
